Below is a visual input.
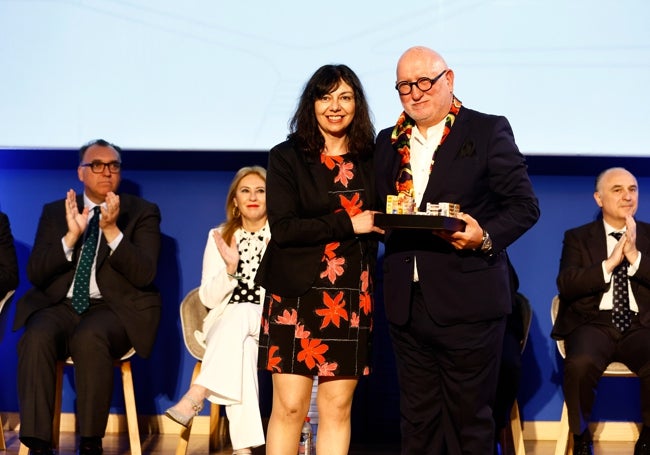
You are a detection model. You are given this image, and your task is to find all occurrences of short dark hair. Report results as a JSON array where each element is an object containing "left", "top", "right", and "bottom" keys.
[
  {"left": 288, "top": 64, "right": 375, "bottom": 159},
  {"left": 79, "top": 139, "right": 122, "bottom": 163}
]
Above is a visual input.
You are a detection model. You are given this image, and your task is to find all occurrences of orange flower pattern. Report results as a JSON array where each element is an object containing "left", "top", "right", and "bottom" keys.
[
  {"left": 266, "top": 345, "right": 282, "bottom": 372},
  {"left": 339, "top": 193, "right": 363, "bottom": 217},
  {"left": 297, "top": 338, "right": 328, "bottom": 369},
  {"left": 258, "top": 155, "right": 373, "bottom": 376},
  {"left": 320, "top": 255, "right": 345, "bottom": 284},
  {"left": 315, "top": 291, "right": 349, "bottom": 329}
]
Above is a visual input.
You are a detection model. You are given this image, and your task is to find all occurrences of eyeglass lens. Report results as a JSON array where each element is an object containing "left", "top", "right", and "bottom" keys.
[
  {"left": 85, "top": 161, "right": 121, "bottom": 173},
  {"left": 396, "top": 70, "right": 447, "bottom": 95}
]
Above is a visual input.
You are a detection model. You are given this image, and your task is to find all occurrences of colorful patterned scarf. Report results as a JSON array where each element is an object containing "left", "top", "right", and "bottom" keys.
[{"left": 391, "top": 96, "right": 462, "bottom": 197}]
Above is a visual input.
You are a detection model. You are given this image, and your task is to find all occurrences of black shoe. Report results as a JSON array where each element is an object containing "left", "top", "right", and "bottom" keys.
[
  {"left": 78, "top": 437, "right": 103, "bottom": 455},
  {"left": 636, "top": 440, "right": 650, "bottom": 455},
  {"left": 573, "top": 439, "right": 593, "bottom": 455},
  {"left": 78, "top": 446, "right": 103, "bottom": 455},
  {"left": 23, "top": 437, "right": 56, "bottom": 455},
  {"left": 28, "top": 449, "right": 56, "bottom": 455}
]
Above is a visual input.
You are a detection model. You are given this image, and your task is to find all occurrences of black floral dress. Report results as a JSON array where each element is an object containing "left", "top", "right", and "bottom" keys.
[{"left": 258, "top": 153, "right": 373, "bottom": 376}]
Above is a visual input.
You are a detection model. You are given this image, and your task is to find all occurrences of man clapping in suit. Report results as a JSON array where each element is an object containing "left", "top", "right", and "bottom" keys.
[
  {"left": 14, "top": 139, "right": 162, "bottom": 455},
  {"left": 553, "top": 167, "right": 650, "bottom": 455}
]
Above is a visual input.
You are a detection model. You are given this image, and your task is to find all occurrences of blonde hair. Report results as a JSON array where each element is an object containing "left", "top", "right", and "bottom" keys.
[{"left": 220, "top": 165, "right": 267, "bottom": 244}]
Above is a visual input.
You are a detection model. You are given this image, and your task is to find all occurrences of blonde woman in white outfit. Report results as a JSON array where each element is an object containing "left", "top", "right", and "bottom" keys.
[{"left": 166, "top": 166, "right": 269, "bottom": 455}]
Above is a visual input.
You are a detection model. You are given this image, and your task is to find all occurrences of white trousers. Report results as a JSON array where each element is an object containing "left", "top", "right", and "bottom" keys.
[{"left": 195, "top": 302, "right": 264, "bottom": 450}]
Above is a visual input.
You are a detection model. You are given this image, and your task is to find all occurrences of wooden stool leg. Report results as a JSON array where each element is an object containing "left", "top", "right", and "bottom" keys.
[
  {"left": 554, "top": 401, "right": 571, "bottom": 455},
  {"left": 120, "top": 360, "right": 141, "bottom": 455},
  {"left": 0, "top": 416, "right": 6, "bottom": 450},
  {"left": 509, "top": 400, "right": 527, "bottom": 455},
  {"left": 175, "top": 361, "right": 203, "bottom": 455},
  {"left": 208, "top": 402, "right": 222, "bottom": 452}
]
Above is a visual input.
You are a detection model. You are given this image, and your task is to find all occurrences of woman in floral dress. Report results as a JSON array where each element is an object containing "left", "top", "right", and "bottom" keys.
[{"left": 255, "top": 64, "right": 382, "bottom": 455}]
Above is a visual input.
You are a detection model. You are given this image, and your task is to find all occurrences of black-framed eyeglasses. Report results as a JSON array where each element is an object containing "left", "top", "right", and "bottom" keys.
[
  {"left": 80, "top": 160, "right": 122, "bottom": 174},
  {"left": 395, "top": 69, "right": 448, "bottom": 96}
]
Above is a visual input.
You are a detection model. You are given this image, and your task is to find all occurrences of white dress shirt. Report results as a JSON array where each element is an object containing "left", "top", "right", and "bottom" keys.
[
  {"left": 599, "top": 220, "right": 641, "bottom": 312},
  {"left": 64, "top": 194, "right": 123, "bottom": 299},
  {"left": 411, "top": 120, "right": 446, "bottom": 281}
]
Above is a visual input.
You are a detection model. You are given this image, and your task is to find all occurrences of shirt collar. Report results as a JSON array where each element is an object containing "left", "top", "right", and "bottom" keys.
[
  {"left": 83, "top": 194, "right": 106, "bottom": 214},
  {"left": 411, "top": 118, "right": 446, "bottom": 146},
  {"left": 603, "top": 220, "right": 625, "bottom": 235}
]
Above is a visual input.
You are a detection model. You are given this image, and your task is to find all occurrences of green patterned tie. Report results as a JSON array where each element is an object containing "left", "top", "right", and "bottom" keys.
[{"left": 71, "top": 206, "right": 100, "bottom": 314}]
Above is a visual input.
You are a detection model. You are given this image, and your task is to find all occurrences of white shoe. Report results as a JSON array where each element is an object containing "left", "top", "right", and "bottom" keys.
[{"left": 164, "top": 394, "right": 204, "bottom": 428}]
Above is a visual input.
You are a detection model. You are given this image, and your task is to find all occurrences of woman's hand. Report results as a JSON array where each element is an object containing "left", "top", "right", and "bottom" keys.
[
  {"left": 213, "top": 230, "right": 239, "bottom": 275},
  {"left": 350, "top": 210, "right": 385, "bottom": 235}
]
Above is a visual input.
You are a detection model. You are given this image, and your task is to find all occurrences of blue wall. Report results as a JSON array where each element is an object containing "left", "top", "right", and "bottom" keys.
[{"left": 2, "top": 150, "right": 650, "bottom": 441}]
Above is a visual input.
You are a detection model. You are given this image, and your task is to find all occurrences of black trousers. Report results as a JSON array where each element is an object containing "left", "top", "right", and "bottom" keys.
[
  {"left": 493, "top": 323, "right": 523, "bottom": 431},
  {"left": 389, "top": 284, "right": 506, "bottom": 455},
  {"left": 563, "top": 310, "right": 650, "bottom": 435},
  {"left": 17, "top": 301, "right": 131, "bottom": 444}
]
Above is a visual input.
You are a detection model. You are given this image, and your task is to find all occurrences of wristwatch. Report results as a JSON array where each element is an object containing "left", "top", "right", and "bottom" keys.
[{"left": 480, "top": 229, "right": 493, "bottom": 254}]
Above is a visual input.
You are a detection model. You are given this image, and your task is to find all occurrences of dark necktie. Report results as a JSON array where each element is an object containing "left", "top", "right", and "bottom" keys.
[
  {"left": 71, "top": 206, "right": 100, "bottom": 314},
  {"left": 610, "top": 231, "right": 632, "bottom": 331}
]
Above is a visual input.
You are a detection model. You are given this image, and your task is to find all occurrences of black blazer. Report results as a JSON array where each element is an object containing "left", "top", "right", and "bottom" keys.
[
  {"left": 13, "top": 193, "right": 162, "bottom": 357},
  {"left": 0, "top": 211, "right": 19, "bottom": 299},
  {"left": 552, "top": 219, "right": 650, "bottom": 339},
  {"left": 375, "top": 106, "right": 539, "bottom": 325},
  {"left": 256, "top": 139, "right": 378, "bottom": 297}
]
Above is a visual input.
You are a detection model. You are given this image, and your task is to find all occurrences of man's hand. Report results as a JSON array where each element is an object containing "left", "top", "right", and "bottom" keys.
[
  {"left": 623, "top": 215, "right": 639, "bottom": 265},
  {"left": 436, "top": 212, "right": 484, "bottom": 250},
  {"left": 100, "top": 191, "right": 121, "bottom": 243},
  {"left": 63, "top": 189, "right": 87, "bottom": 248},
  {"left": 605, "top": 232, "right": 627, "bottom": 274}
]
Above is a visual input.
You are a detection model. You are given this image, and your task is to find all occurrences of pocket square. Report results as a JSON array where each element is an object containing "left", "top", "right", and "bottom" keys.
[{"left": 458, "top": 139, "right": 475, "bottom": 158}]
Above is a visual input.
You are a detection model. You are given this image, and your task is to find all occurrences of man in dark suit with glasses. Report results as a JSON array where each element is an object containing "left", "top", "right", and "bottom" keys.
[
  {"left": 14, "top": 139, "right": 162, "bottom": 455},
  {"left": 375, "top": 46, "right": 539, "bottom": 454}
]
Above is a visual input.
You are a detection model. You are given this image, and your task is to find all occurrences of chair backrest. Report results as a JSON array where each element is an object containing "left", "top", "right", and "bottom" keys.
[
  {"left": 0, "top": 289, "right": 15, "bottom": 315},
  {"left": 550, "top": 295, "right": 565, "bottom": 357},
  {"left": 179, "top": 287, "right": 208, "bottom": 361},
  {"left": 550, "top": 294, "right": 634, "bottom": 377},
  {"left": 516, "top": 292, "right": 533, "bottom": 353}
]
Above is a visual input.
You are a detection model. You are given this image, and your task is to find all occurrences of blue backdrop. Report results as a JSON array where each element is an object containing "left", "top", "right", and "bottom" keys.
[{"left": 2, "top": 150, "right": 650, "bottom": 441}]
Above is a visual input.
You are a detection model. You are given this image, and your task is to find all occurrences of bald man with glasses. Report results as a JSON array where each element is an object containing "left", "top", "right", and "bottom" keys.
[{"left": 375, "top": 46, "right": 539, "bottom": 454}]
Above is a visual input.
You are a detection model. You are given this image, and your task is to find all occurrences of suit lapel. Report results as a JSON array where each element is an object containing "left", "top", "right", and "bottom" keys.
[
  {"left": 96, "top": 193, "right": 130, "bottom": 269},
  {"left": 71, "top": 194, "right": 87, "bottom": 262},
  {"left": 96, "top": 237, "right": 110, "bottom": 270},
  {"left": 420, "top": 109, "right": 468, "bottom": 205},
  {"left": 306, "top": 154, "right": 332, "bottom": 210},
  {"left": 636, "top": 221, "right": 649, "bottom": 253},
  {"left": 355, "top": 155, "right": 376, "bottom": 210},
  {"left": 586, "top": 221, "right": 607, "bottom": 264}
]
